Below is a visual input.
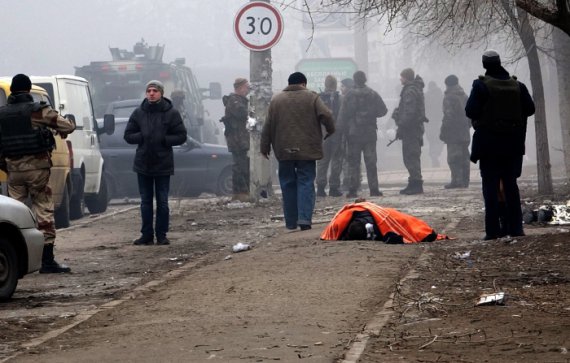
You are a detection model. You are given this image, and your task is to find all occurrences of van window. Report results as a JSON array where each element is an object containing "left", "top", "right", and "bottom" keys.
[
  {"left": 34, "top": 83, "right": 55, "bottom": 105},
  {"left": 64, "top": 82, "right": 94, "bottom": 131},
  {"left": 0, "top": 89, "right": 6, "bottom": 106}
]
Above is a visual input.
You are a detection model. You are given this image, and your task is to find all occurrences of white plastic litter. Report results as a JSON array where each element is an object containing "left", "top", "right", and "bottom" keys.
[
  {"left": 476, "top": 292, "right": 505, "bottom": 306},
  {"left": 232, "top": 243, "right": 251, "bottom": 253}
]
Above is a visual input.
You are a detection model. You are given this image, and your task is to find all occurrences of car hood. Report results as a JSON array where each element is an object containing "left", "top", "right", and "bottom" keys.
[{"left": 0, "top": 195, "right": 36, "bottom": 229}]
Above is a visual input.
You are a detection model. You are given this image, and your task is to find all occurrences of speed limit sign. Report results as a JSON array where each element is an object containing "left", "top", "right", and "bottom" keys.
[{"left": 234, "top": 2, "right": 284, "bottom": 51}]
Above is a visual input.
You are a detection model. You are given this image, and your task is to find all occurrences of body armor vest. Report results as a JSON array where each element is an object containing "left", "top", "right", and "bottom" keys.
[
  {"left": 478, "top": 75, "right": 522, "bottom": 131},
  {"left": 0, "top": 101, "right": 54, "bottom": 157}
]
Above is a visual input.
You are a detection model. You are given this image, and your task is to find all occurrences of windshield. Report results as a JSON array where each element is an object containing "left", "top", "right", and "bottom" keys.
[{"left": 112, "top": 105, "right": 137, "bottom": 118}]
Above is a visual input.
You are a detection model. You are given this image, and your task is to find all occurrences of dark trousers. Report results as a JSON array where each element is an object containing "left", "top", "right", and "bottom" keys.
[
  {"left": 479, "top": 155, "right": 523, "bottom": 238},
  {"left": 402, "top": 136, "right": 423, "bottom": 182},
  {"left": 231, "top": 150, "right": 250, "bottom": 194},
  {"left": 137, "top": 174, "right": 170, "bottom": 239}
]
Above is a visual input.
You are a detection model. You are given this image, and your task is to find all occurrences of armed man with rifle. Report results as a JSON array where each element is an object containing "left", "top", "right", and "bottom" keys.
[
  {"left": 0, "top": 74, "right": 76, "bottom": 273},
  {"left": 221, "top": 78, "right": 251, "bottom": 202},
  {"left": 392, "top": 68, "right": 427, "bottom": 195},
  {"left": 338, "top": 71, "right": 387, "bottom": 198}
]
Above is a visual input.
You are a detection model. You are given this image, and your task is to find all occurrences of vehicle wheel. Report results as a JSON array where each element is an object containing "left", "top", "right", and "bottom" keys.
[
  {"left": 0, "top": 240, "right": 19, "bottom": 301},
  {"left": 85, "top": 174, "right": 108, "bottom": 214},
  {"left": 215, "top": 167, "right": 233, "bottom": 196},
  {"left": 69, "top": 173, "right": 85, "bottom": 220},
  {"left": 54, "top": 184, "right": 70, "bottom": 229}
]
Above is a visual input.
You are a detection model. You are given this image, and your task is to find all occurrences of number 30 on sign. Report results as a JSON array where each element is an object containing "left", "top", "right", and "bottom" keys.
[{"left": 234, "top": 2, "right": 284, "bottom": 51}]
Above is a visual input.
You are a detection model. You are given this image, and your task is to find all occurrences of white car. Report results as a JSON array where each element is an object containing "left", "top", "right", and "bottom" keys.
[{"left": 0, "top": 195, "right": 44, "bottom": 301}]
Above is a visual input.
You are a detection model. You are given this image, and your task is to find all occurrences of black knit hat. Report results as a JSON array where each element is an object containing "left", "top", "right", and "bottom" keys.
[
  {"left": 353, "top": 71, "right": 367, "bottom": 86},
  {"left": 482, "top": 49, "right": 501, "bottom": 68},
  {"left": 288, "top": 72, "right": 307, "bottom": 85},
  {"left": 10, "top": 74, "right": 32, "bottom": 93},
  {"left": 444, "top": 75, "right": 458, "bottom": 87}
]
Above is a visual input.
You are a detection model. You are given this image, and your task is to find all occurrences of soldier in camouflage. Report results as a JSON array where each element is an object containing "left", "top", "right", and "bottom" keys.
[
  {"left": 338, "top": 71, "right": 387, "bottom": 198},
  {"left": 440, "top": 75, "right": 471, "bottom": 189},
  {"left": 0, "top": 74, "right": 76, "bottom": 273},
  {"left": 316, "top": 75, "right": 342, "bottom": 197},
  {"left": 393, "top": 68, "right": 426, "bottom": 195},
  {"left": 221, "top": 78, "right": 251, "bottom": 202}
]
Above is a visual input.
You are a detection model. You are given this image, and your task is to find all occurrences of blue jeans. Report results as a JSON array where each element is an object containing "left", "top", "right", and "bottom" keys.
[
  {"left": 278, "top": 160, "right": 316, "bottom": 229},
  {"left": 137, "top": 174, "right": 171, "bottom": 239}
]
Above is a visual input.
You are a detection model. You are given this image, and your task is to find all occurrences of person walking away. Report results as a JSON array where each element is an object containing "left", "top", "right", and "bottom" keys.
[
  {"left": 392, "top": 68, "right": 427, "bottom": 195},
  {"left": 0, "top": 74, "right": 76, "bottom": 273},
  {"left": 316, "top": 75, "right": 342, "bottom": 197},
  {"left": 424, "top": 81, "right": 444, "bottom": 168},
  {"left": 124, "top": 80, "right": 187, "bottom": 245},
  {"left": 221, "top": 78, "right": 251, "bottom": 202},
  {"left": 440, "top": 75, "right": 471, "bottom": 189},
  {"left": 261, "top": 72, "right": 335, "bottom": 231},
  {"left": 339, "top": 71, "right": 387, "bottom": 198},
  {"left": 465, "top": 49, "right": 535, "bottom": 240}
]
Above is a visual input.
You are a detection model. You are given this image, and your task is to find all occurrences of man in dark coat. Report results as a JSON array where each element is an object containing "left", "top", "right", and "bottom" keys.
[
  {"left": 393, "top": 68, "right": 427, "bottom": 195},
  {"left": 316, "top": 75, "right": 342, "bottom": 197},
  {"left": 222, "top": 77, "right": 251, "bottom": 202},
  {"left": 124, "top": 80, "right": 187, "bottom": 245},
  {"left": 338, "top": 71, "right": 387, "bottom": 198},
  {"left": 425, "top": 81, "right": 444, "bottom": 167},
  {"left": 440, "top": 75, "right": 471, "bottom": 189},
  {"left": 465, "top": 50, "right": 535, "bottom": 240}
]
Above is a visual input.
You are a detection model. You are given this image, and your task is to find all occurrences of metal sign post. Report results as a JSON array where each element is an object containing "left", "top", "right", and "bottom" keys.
[{"left": 234, "top": 1, "right": 283, "bottom": 201}]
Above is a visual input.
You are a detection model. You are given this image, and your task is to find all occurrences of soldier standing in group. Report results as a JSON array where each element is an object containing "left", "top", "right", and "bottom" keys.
[
  {"left": 221, "top": 78, "right": 251, "bottom": 202},
  {"left": 393, "top": 68, "right": 427, "bottom": 195},
  {"left": 424, "top": 81, "right": 444, "bottom": 167},
  {"left": 440, "top": 75, "right": 471, "bottom": 189},
  {"left": 339, "top": 78, "right": 358, "bottom": 192},
  {"left": 316, "top": 75, "right": 342, "bottom": 197},
  {"left": 339, "top": 71, "right": 387, "bottom": 198},
  {"left": 0, "top": 74, "right": 76, "bottom": 273},
  {"left": 466, "top": 50, "right": 535, "bottom": 240}
]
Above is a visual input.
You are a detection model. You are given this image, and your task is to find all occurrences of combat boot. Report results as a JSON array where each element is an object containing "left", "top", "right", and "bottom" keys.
[
  {"left": 370, "top": 189, "right": 383, "bottom": 197},
  {"left": 401, "top": 180, "right": 423, "bottom": 195},
  {"left": 39, "top": 244, "right": 71, "bottom": 274},
  {"left": 328, "top": 188, "right": 343, "bottom": 197},
  {"left": 316, "top": 186, "right": 327, "bottom": 197}
]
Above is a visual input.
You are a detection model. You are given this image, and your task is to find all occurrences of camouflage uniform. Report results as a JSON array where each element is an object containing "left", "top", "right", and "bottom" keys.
[
  {"left": 424, "top": 82, "right": 444, "bottom": 167},
  {"left": 0, "top": 93, "right": 75, "bottom": 245},
  {"left": 338, "top": 84, "right": 387, "bottom": 196},
  {"left": 393, "top": 75, "right": 426, "bottom": 194},
  {"left": 440, "top": 83, "right": 471, "bottom": 188},
  {"left": 221, "top": 93, "right": 250, "bottom": 195},
  {"left": 316, "top": 90, "right": 342, "bottom": 195}
]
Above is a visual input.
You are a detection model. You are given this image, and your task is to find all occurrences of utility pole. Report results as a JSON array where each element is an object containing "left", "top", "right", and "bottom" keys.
[
  {"left": 248, "top": 0, "right": 274, "bottom": 201},
  {"left": 353, "top": 19, "right": 368, "bottom": 73}
]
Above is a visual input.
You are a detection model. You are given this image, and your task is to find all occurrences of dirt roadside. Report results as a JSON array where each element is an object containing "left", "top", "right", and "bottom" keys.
[{"left": 2, "top": 179, "right": 569, "bottom": 362}]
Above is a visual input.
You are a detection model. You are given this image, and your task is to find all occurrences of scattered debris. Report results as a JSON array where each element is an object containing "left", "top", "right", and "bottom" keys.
[
  {"left": 476, "top": 292, "right": 506, "bottom": 306},
  {"left": 454, "top": 251, "right": 471, "bottom": 259},
  {"left": 224, "top": 255, "right": 232, "bottom": 260},
  {"left": 232, "top": 243, "right": 251, "bottom": 253}
]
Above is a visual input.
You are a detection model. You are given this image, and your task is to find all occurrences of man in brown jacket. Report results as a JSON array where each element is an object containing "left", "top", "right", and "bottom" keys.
[{"left": 261, "top": 72, "right": 335, "bottom": 231}]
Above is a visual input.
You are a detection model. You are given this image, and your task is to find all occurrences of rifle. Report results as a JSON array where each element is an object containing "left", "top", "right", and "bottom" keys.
[{"left": 386, "top": 138, "right": 398, "bottom": 147}]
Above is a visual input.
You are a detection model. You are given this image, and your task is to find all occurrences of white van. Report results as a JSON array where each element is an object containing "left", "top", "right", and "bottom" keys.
[{"left": 30, "top": 75, "right": 114, "bottom": 219}]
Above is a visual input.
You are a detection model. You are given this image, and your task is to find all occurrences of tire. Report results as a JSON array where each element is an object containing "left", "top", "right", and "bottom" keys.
[
  {"left": 69, "top": 173, "right": 85, "bottom": 220},
  {"left": 54, "top": 184, "right": 70, "bottom": 229},
  {"left": 215, "top": 167, "right": 233, "bottom": 196},
  {"left": 0, "top": 240, "right": 19, "bottom": 302},
  {"left": 85, "top": 174, "right": 108, "bottom": 214}
]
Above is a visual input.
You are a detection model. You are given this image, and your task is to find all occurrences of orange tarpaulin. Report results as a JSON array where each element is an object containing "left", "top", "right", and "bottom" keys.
[{"left": 320, "top": 202, "right": 448, "bottom": 243}]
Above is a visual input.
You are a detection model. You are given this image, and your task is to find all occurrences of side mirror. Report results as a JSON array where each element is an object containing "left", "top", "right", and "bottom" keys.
[
  {"left": 64, "top": 114, "right": 81, "bottom": 130},
  {"left": 103, "top": 114, "right": 115, "bottom": 135},
  {"left": 183, "top": 136, "right": 201, "bottom": 151}
]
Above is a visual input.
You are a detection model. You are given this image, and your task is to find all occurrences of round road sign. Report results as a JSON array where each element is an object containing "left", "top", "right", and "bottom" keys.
[{"left": 234, "top": 2, "right": 284, "bottom": 51}]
